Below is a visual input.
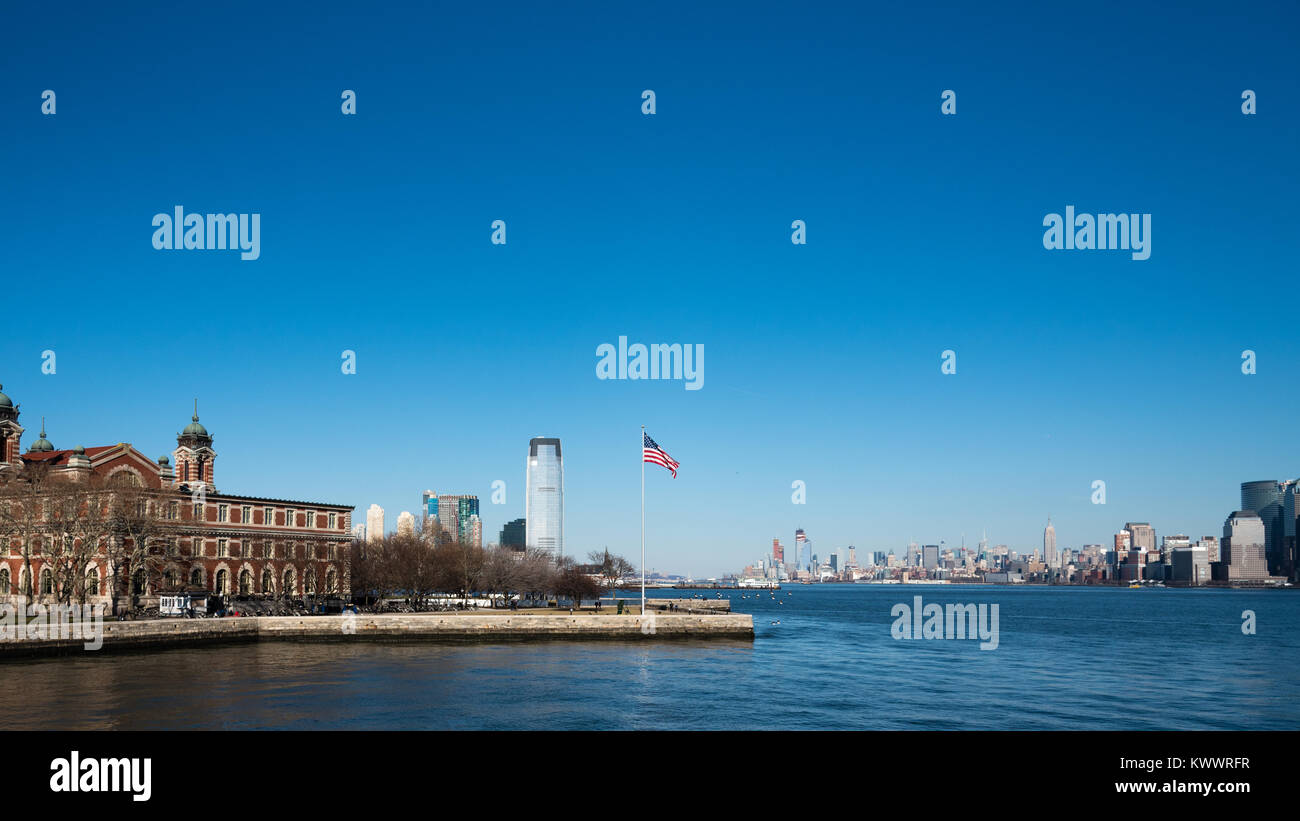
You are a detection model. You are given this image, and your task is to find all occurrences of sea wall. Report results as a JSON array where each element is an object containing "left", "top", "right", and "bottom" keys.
[{"left": 0, "top": 612, "right": 753, "bottom": 657}]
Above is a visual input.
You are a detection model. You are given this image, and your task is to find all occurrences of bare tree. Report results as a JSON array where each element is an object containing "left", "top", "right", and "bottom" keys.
[
  {"left": 434, "top": 540, "right": 485, "bottom": 608},
  {"left": 588, "top": 548, "right": 635, "bottom": 599},
  {"left": 103, "top": 475, "right": 169, "bottom": 615}
]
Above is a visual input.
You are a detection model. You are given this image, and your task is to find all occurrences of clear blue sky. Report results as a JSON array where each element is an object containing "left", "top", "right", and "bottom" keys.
[{"left": 2, "top": 1, "right": 1298, "bottom": 576}]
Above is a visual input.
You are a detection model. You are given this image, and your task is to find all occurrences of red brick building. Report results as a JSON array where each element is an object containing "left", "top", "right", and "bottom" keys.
[{"left": 0, "top": 384, "right": 353, "bottom": 609}]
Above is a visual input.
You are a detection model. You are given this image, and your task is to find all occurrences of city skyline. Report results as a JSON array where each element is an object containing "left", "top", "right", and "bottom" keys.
[{"left": 3, "top": 3, "right": 1297, "bottom": 577}]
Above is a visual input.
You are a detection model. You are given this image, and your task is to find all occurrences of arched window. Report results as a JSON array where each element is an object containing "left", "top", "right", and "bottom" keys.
[
  {"left": 85, "top": 567, "right": 99, "bottom": 597},
  {"left": 305, "top": 569, "right": 316, "bottom": 596},
  {"left": 261, "top": 568, "right": 273, "bottom": 595},
  {"left": 40, "top": 567, "right": 53, "bottom": 595},
  {"left": 282, "top": 568, "right": 294, "bottom": 597},
  {"left": 19, "top": 568, "right": 30, "bottom": 596},
  {"left": 326, "top": 568, "right": 338, "bottom": 594},
  {"left": 0, "top": 566, "right": 9, "bottom": 594},
  {"left": 131, "top": 569, "right": 147, "bottom": 595},
  {"left": 215, "top": 569, "right": 228, "bottom": 595},
  {"left": 163, "top": 569, "right": 178, "bottom": 590},
  {"left": 190, "top": 568, "right": 204, "bottom": 588},
  {"left": 239, "top": 569, "right": 251, "bottom": 595}
]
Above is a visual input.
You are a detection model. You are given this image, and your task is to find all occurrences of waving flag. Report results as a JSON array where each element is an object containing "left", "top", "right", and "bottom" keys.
[{"left": 643, "top": 432, "right": 679, "bottom": 478}]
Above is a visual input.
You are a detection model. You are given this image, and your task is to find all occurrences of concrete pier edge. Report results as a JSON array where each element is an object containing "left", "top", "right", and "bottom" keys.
[{"left": 0, "top": 612, "right": 755, "bottom": 658}]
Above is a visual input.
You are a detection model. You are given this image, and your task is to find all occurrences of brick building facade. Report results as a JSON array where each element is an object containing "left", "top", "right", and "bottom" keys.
[{"left": 0, "top": 385, "right": 353, "bottom": 610}]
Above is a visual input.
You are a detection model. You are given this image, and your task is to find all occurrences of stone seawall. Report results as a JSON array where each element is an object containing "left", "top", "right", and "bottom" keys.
[{"left": 0, "top": 612, "right": 753, "bottom": 657}]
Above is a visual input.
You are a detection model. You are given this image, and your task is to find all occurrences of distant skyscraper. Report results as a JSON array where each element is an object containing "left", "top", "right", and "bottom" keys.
[
  {"left": 397, "top": 511, "right": 415, "bottom": 536},
  {"left": 772, "top": 538, "right": 784, "bottom": 564},
  {"left": 1043, "top": 518, "right": 1057, "bottom": 569},
  {"left": 501, "top": 518, "right": 526, "bottom": 549},
  {"left": 1220, "top": 510, "right": 1270, "bottom": 580},
  {"left": 795, "top": 529, "right": 810, "bottom": 571},
  {"left": 366, "top": 504, "right": 384, "bottom": 543},
  {"left": 526, "top": 437, "right": 563, "bottom": 559},
  {"left": 922, "top": 545, "right": 939, "bottom": 570},
  {"left": 1124, "top": 523, "right": 1155, "bottom": 553},
  {"left": 1242, "top": 480, "right": 1287, "bottom": 574}
]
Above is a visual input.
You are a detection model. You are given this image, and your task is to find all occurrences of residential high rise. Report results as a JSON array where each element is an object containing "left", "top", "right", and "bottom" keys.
[
  {"left": 1043, "top": 518, "right": 1057, "bottom": 569},
  {"left": 1242, "top": 480, "right": 1287, "bottom": 574},
  {"left": 526, "top": 437, "right": 564, "bottom": 559},
  {"left": 396, "top": 511, "right": 415, "bottom": 537},
  {"left": 366, "top": 503, "right": 384, "bottom": 544},
  {"left": 421, "top": 493, "right": 481, "bottom": 545}
]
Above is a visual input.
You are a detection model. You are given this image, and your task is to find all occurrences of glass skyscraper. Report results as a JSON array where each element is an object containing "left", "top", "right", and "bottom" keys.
[{"left": 526, "top": 437, "right": 563, "bottom": 559}]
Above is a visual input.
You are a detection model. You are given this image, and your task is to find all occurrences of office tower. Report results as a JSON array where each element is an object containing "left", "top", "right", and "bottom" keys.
[
  {"left": 772, "top": 538, "right": 784, "bottom": 564},
  {"left": 847, "top": 546, "right": 856, "bottom": 566},
  {"left": 1243, "top": 480, "right": 1287, "bottom": 574},
  {"left": 1171, "top": 547, "right": 1210, "bottom": 585},
  {"left": 906, "top": 542, "right": 920, "bottom": 567},
  {"left": 795, "top": 529, "right": 810, "bottom": 571},
  {"left": 1194, "top": 536, "right": 1220, "bottom": 563},
  {"left": 828, "top": 553, "right": 839, "bottom": 572},
  {"left": 396, "top": 511, "right": 415, "bottom": 537},
  {"left": 922, "top": 545, "right": 939, "bottom": 570},
  {"left": 1220, "top": 510, "right": 1270, "bottom": 580},
  {"left": 467, "top": 513, "right": 482, "bottom": 548},
  {"left": 366, "top": 504, "right": 384, "bottom": 544},
  {"left": 501, "top": 518, "right": 527, "bottom": 550},
  {"left": 1124, "top": 523, "right": 1155, "bottom": 553},
  {"left": 1285, "top": 485, "right": 1300, "bottom": 578},
  {"left": 1043, "top": 518, "right": 1057, "bottom": 569},
  {"left": 422, "top": 490, "right": 437, "bottom": 522},
  {"left": 526, "top": 437, "right": 564, "bottom": 559}
]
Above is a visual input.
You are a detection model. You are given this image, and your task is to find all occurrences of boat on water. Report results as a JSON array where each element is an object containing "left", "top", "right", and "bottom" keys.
[{"left": 1128, "top": 581, "right": 1142, "bottom": 588}]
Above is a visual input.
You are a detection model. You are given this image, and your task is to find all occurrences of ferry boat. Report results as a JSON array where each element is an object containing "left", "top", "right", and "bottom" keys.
[{"left": 1128, "top": 581, "right": 1142, "bottom": 588}]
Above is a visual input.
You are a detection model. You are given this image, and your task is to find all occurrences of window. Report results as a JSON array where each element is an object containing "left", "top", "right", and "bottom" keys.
[
  {"left": 40, "top": 568, "right": 54, "bottom": 595},
  {"left": 241, "top": 505, "right": 251, "bottom": 524},
  {"left": 305, "top": 512, "right": 315, "bottom": 529},
  {"left": 84, "top": 567, "right": 97, "bottom": 596},
  {"left": 328, "top": 512, "right": 337, "bottom": 529},
  {"left": 0, "top": 567, "right": 9, "bottom": 594},
  {"left": 167, "top": 539, "right": 179, "bottom": 557},
  {"left": 193, "top": 503, "right": 203, "bottom": 521},
  {"left": 167, "top": 501, "right": 178, "bottom": 520},
  {"left": 264, "top": 507, "right": 273, "bottom": 525},
  {"left": 217, "top": 539, "right": 228, "bottom": 558},
  {"left": 328, "top": 544, "right": 338, "bottom": 560},
  {"left": 190, "top": 568, "right": 203, "bottom": 587},
  {"left": 285, "top": 508, "right": 295, "bottom": 527},
  {"left": 217, "top": 504, "right": 228, "bottom": 523}
]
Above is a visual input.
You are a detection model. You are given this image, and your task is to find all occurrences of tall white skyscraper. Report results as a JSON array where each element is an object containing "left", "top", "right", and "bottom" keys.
[
  {"left": 1044, "top": 518, "right": 1057, "bottom": 569},
  {"left": 526, "top": 437, "right": 563, "bottom": 559},
  {"left": 366, "top": 503, "right": 385, "bottom": 544},
  {"left": 397, "top": 511, "right": 415, "bottom": 537}
]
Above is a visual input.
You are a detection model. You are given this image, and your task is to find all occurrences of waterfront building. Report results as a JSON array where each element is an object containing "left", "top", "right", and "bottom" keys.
[
  {"left": 1170, "top": 547, "right": 1210, "bottom": 585},
  {"left": 1217, "top": 511, "right": 1271, "bottom": 581},
  {"left": 0, "top": 386, "right": 352, "bottom": 611},
  {"left": 1241, "top": 480, "right": 1286, "bottom": 574},
  {"left": 526, "top": 437, "right": 563, "bottom": 558}
]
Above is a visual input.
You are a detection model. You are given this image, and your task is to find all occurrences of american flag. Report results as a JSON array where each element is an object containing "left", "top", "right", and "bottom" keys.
[{"left": 643, "top": 432, "right": 679, "bottom": 478}]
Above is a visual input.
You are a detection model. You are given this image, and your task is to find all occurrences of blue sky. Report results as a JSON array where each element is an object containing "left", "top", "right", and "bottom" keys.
[{"left": 2, "top": 1, "right": 1298, "bottom": 576}]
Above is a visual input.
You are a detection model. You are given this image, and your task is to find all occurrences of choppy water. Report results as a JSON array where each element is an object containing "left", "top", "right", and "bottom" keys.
[{"left": 1, "top": 584, "right": 1294, "bottom": 729}]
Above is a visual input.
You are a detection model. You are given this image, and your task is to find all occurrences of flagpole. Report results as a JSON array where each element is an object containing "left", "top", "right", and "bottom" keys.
[{"left": 641, "top": 424, "right": 646, "bottom": 616}]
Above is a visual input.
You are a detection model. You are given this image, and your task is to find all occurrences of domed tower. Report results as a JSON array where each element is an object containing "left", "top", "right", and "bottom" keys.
[
  {"left": 0, "top": 384, "right": 23, "bottom": 466},
  {"left": 173, "top": 400, "right": 216, "bottom": 492},
  {"left": 27, "top": 418, "right": 54, "bottom": 454}
]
